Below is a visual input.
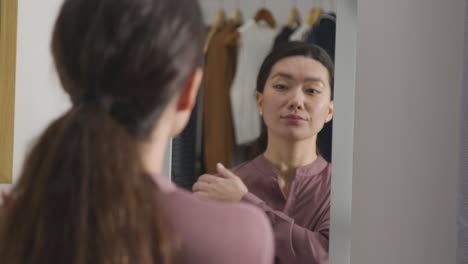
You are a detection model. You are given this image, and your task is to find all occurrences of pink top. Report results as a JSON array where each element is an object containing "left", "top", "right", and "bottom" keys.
[
  {"left": 152, "top": 174, "right": 275, "bottom": 264},
  {"left": 0, "top": 175, "right": 274, "bottom": 264},
  {"left": 232, "top": 154, "right": 331, "bottom": 264}
]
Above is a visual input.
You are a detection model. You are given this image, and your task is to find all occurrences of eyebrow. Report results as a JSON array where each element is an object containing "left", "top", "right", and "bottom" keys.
[{"left": 270, "top": 72, "right": 326, "bottom": 84}]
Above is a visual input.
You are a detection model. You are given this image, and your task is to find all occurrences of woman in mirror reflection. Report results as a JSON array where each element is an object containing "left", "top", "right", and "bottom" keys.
[
  {"left": 194, "top": 42, "right": 334, "bottom": 264},
  {"left": 0, "top": 0, "right": 276, "bottom": 263}
]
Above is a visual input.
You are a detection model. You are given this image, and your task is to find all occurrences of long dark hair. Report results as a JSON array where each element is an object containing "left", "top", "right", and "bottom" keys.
[
  {"left": 250, "top": 42, "right": 334, "bottom": 160},
  {"left": 0, "top": 0, "right": 204, "bottom": 263}
]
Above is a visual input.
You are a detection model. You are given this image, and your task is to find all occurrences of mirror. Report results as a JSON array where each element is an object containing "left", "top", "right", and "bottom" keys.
[
  {"left": 2, "top": 0, "right": 354, "bottom": 262},
  {"left": 0, "top": 0, "right": 18, "bottom": 184},
  {"left": 170, "top": 0, "right": 345, "bottom": 263}
]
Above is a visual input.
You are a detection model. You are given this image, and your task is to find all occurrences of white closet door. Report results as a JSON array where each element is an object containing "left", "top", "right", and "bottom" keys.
[{"left": 458, "top": 0, "right": 468, "bottom": 262}]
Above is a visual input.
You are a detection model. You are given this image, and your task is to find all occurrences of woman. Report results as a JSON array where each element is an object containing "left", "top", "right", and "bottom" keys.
[
  {"left": 194, "top": 42, "right": 334, "bottom": 264},
  {"left": 0, "top": 0, "right": 275, "bottom": 263}
]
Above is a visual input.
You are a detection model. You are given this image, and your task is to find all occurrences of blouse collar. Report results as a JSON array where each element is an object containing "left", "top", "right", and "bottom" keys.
[{"left": 252, "top": 153, "right": 328, "bottom": 178}]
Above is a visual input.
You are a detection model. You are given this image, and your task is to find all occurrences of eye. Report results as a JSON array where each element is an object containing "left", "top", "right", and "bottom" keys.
[
  {"left": 273, "top": 84, "right": 288, "bottom": 90},
  {"left": 305, "top": 88, "right": 320, "bottom": 95}
]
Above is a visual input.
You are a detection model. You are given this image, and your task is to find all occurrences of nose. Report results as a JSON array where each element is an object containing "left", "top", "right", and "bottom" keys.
[{"left": 288, "top": 88, "right": 305, "bottom": 111}]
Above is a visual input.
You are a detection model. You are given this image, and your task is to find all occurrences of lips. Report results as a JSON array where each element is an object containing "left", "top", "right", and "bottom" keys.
[{"left": 282, "top": 114, "right": 306, "bottom": 121}]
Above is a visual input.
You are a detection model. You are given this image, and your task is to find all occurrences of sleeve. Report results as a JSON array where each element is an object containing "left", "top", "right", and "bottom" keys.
[
  {"left": 237, "top": 204, "right": 276, "bottom": 264},
  {"left": 241, "top": 192, "right": 329, "bottom": 264}
]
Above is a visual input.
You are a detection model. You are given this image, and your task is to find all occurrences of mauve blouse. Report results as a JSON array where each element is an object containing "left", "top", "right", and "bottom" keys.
[
  {"left": 232, "top": 154, "right": 331, "bottom": 264},
  {"left": 152, "top": 174, "right": 275, "bottom": 264},
  {"left": 0, "top": 174, "right": 275, "bottom": 264}
]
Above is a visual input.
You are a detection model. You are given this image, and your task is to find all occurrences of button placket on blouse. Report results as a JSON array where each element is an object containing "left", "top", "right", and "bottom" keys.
[{"left": 282, "top": 173, "right": 300, "bottom": 215}]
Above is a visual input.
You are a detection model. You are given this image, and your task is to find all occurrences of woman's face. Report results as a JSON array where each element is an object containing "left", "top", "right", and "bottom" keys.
[{"left": 257, "top": 56, "right": 334, "bottom": 142}]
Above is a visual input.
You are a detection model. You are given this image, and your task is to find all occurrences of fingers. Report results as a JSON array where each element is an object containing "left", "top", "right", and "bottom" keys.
[
  {"left": 192, "top": 181, "right": 212, "bottom": 193},
  {"left": 193, "top": 172, "right": 229, "bottom": 193},
  {"left": 197, "top": 174, "right": 220, "bottom": 184},
  {"left": 216, "top": 163, "right": 237, "bottom": 179}
]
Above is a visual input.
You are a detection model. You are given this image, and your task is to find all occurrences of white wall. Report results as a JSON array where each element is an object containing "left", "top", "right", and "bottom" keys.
[
  {"left": 0, "top": 0, "right": 68, "bottom": 192},
  {"left": 349, "top": 0, "right": 464, "bottom": 263}
]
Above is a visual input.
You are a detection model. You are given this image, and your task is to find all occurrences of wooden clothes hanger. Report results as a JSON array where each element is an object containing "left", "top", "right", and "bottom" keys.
[
  {"left": 231, "top": 8, "right": 243, "bottom": 26},
  {"left": 204, "top": 7, "right": 226, "bottom": 53},
  {"left": 230, "top": 0, "right": 243, "bottom": 26},
  {"left": 287, "top": 7, "right": 301, "bottom": 28},
  {"left": 308, "top": 7, "right": 324, "bottom": 27},
  {"left": 254, "top": 7, "right": 277, "bottom": 29}
]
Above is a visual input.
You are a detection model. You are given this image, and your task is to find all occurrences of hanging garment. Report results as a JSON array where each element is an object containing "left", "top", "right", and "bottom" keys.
[
  {"left": 305, "top": 12, "right": 336, "bottom": 60},
  {"left": 289, "top": 23, "right": 311, "bottom": 41},
  {"left": 233, "top": 154, "right": 331, "bottom": 264},
  {"left": 204, "top": 9, "right": 226, "bottom": 53},
  {"left": 202, "top": 20, "right": 239, "bottom": 173},
  {"left": 171, "top": 95, "right": 200, "bottom": 189},
  {"left": 230, "top": 19, "right": 278, "bottom": 145},
  {"left": 272, "top": 25, "right": 296, "bottom": 49}
]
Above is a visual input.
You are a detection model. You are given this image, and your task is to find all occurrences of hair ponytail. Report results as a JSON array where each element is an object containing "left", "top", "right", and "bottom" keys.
[
  {"left": 0, "top": 0, "right": 206, "bottom": 262},
  {"left": 0, "top": 104, "right": 174, "bottom": 264}
]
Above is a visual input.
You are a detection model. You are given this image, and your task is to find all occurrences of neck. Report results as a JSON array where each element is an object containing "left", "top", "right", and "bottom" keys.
[
  {"left": 263, "top": 133, "right": 318, "bottom": 178},
  {"left": 140, "top": 124, "right": 172, "bottom": 176}
]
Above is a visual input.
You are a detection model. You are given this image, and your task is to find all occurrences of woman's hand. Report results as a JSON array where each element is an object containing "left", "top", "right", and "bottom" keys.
[{"left": 193, "top": 163, "right": 248, "bottom": 202}]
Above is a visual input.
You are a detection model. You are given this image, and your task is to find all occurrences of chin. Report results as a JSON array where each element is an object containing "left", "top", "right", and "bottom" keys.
[{"left": 276, "top": 130, "right": 314, "bottom": 142}]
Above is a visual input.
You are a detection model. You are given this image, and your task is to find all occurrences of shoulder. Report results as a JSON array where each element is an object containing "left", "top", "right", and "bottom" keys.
[
  {"left": 162, "top": 187, "right": 270, "bottom": 229},
  {"left": 230, "top": 157, "right": 260, "bottom": 179},
  {"left": 314, "top": 155, "right": 331, "bottom": 173},
  {"left": 157, "top": 188, "right": 274, "bottom": 264},
  {"left": 317, "top": 158, "right": 332, "bottom": 183}
]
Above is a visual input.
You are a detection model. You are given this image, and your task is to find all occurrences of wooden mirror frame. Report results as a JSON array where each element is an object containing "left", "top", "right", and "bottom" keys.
[{"left": 0, "top": 0, "right": 18, "bottom": 183}]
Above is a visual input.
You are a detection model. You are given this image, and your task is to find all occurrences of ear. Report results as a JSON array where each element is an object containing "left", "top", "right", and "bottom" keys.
[
  {"left": 177, "top": 68, "right": 203, "bottom": 111},
  {"left": 256, "top": 91, "right": 264, "bottom": 114},
  {"left": 170, "top": 68, "right": 203, "bottom": 136},
  {"left": 325, "top": 101, "right": 334, "bottom": 123}
]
